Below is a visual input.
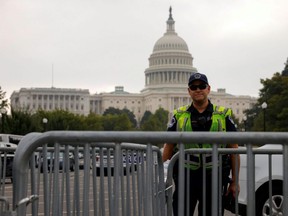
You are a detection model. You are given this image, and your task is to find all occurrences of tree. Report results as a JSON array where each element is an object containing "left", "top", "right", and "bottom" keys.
[
  {"left": 141, "top": 108, "right": 169, "bottom": 131},
  {"left": 140, "top": 110, "right": 152, "bottom": 127},
  {"left": 251, "top": 72, "right": 288, "bottom": 131},
  {"left": 122, "top": 108, "right": 137, "bottom": 128},
  {"left": 46, "top": 110, "right": 83, "bottom": 130},
  {"left": 242, "top": 106, "right": 258, "bottom": 131},
  {"left": 281, "top": 58, "right": 288, "bottom": 76},
  {"left": 0, "top": 86, "right": 8, "bottom": 109},
  {"left": 85, "top": 113, "right": 104, "bottom": 130},
  {"left": 103, "top": 107, "right": 137, "bottom": 128},
  {"left": 103, "top": 107, "right": 122, "bottom": 116},
  {"left": 102, "top": 114, "right": 132, "bottom": 131},
  {"left": 0, "top": 86, "right": 9, "bottom": 133}
]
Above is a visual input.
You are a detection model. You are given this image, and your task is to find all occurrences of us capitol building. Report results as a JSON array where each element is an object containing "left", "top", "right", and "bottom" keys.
[{"left": 10, "top": 8, "right": 257, "bottom": 123}]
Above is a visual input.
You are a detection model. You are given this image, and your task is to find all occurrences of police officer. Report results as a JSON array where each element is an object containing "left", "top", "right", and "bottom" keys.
[{"left": 162, "top": 73, "right": 240, "bottom": 216}]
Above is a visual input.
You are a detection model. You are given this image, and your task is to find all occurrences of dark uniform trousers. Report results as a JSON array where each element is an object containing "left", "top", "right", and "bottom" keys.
[{"left": 172, "top": 160, "right": 226, "bottom": 216}]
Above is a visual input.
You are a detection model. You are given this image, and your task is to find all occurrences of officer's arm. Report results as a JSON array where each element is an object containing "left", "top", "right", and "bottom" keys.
[
  {"left": 227, "top": 143, "right": 240, "bottom": 184},
  {"left": 162, "top": 143, "right": 175, "bottom": 162},
  {"left": 226, "top": 114, "right": 240, "bottom": 196}
]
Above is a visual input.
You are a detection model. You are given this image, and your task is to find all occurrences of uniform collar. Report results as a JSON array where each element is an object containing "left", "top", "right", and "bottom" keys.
[{"left": 188, "top": 100, "right": 213, "bottom": 114}]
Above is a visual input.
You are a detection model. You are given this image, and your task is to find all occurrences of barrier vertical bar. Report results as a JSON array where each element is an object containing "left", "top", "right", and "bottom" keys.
[
  {"left": 30, "top": 153, "right": 38, "bottom": 215},
  {"left": 145, "top": 143, "right": 153, "bottom": 216},
  {"left": 202, "top": 154, "right": 206, "bottom": 216},
  {"left": 283, "top": 144, "right": 288, "bottom": 216},
  {"left": 73, "top": 146, "right": 80, "bottom": 216},
  {"left": 178, "top": 142, "right": 185, "bottom": 216},
  {"left": 91, "top": 147, "right": 98, "bottom": 216},
  {"left": 268, "top": 154, "right": 272, "bottom": 216},
  {"left": 246, "top": 143, "right": 255, "bottom": 216},
  {"left": 82, "top": 143, "right": 91, "bottom": 216},
  {"left": 113, "top": 143, "right": 121, "bottom": 216},
  {"left": 52, "top": 144, "right": 60, "bottom": 216},
  {"left": 212, "top": 144, "right": 218, "bottom": 216}
]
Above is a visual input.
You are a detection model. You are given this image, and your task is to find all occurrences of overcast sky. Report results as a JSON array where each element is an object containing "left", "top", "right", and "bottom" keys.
[{"left": 1, "top": 0, "right": 288, "bottom": 100}]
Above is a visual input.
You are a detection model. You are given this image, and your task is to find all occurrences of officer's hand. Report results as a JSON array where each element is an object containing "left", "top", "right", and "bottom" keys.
[{"left": 226, "top": 181, "right": 240, "bottom": 198}]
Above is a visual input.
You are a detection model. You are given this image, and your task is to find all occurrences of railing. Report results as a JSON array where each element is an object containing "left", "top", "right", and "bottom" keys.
[{"left": 5, "top": 131, "right": 288, "bottom": 215}]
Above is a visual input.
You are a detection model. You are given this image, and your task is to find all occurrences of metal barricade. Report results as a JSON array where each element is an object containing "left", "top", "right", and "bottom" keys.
[
  {"left": 1, "top": 145, "right": 16, "bottom": 215},
  {"left": 11, "top": 131, "right": 288, "bottom": 216},
  {"left": 164, "top": 132, "right": 288, "bottom": 216},
  {"left": 12, "top": 131, "right": 166, "bottom": 216}
]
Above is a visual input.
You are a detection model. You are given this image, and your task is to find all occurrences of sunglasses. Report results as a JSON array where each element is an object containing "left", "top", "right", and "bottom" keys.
[{"left": 189, "top": 84, "right": 208, "bottom": 91}]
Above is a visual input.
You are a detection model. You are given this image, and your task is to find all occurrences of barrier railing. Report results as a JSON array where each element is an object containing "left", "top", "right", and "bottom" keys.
[{"left": 9, "top": 131, "right": 288, "bottom": 216}]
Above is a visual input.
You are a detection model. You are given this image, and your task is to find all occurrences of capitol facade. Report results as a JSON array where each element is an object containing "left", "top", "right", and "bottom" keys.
[{"left": 10, "top": 8, "right": 257, "bottom": 123}]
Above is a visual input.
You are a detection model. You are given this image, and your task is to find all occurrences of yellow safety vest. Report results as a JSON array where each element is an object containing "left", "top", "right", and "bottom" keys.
[{"left": 174, "top": 104, "right": 232, "bottom": 170}]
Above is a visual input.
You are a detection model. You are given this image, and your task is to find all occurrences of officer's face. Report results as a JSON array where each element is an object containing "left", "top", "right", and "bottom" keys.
[{"left": 188, "top": 80, "right": 210, "bottom": 103}]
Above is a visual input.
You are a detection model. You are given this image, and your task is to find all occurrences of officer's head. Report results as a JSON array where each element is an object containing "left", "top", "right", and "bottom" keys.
[
  {"left": 187, "top": 73, "right": 210, "bottom": 102},
  {"left": 188, "top": 73, "right": 209, "bottom": 86}
]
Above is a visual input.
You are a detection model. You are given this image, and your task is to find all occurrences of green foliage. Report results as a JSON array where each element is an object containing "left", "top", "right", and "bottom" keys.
[
  {"left": 3, "top": 103, "right": 171, "bottom": 134},
  {"left": 6, "top": 109, "right": 35, "bottom": 135},
  {"left": 141, "top": 107, "right": 169, "bottom": 131},
  {"left": 140, "top": 110, "right": 152, "bottom": 127},
  {"left": 103, "top": 107, "right": 137, "bottom": 128},
  {"left": 0, "top": 86, "right": 8, "bottom": 109},
  {"left": 85, "top": 113, "right": 103, "bottom": 130},
  {"left": 249, "top": 72, "right": 288, "bottom": 131},
  {"left": 0, "top": 87, "right": 9, "bottom": 132},
  {"left": 122, "top": 108, "right": 137, "bottom": 128},
  {"left": 102, "top": 114, "right": 132, "bottom": 131}
]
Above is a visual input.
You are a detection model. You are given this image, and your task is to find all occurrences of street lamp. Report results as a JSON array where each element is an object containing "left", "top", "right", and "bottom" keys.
[
  {"left": 0, "top": 108, "right": 7, "bottom": 133},
  {"left": 42, "top": 118, "right": 48, "bottom": 132},
  {"left": 243, "top": 116, "right": 247, "bottom": 131},
  {"left": 261, "top": 102, "right": 267, "bottom": 131}
]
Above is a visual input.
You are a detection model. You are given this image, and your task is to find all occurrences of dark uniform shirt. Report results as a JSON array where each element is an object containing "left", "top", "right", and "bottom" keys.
[{"left": 167, "top": 101, "right": 237, "bottom": 132}]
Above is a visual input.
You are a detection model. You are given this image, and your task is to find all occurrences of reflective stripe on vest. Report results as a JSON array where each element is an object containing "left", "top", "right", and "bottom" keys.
[{"left": 174, "top": 104, "right": 232, "bottom": 170}]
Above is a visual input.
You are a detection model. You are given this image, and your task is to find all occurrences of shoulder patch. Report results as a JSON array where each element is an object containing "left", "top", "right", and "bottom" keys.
[
  {"left": 168, "top": 116, "right": 177, "bottom": 129},
  {"left": 228, "top": 115, "right": 235, "bottom": 125}
]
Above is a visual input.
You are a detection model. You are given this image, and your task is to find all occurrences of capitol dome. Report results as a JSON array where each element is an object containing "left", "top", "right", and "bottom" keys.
[
  {"left": 143, "top": 7, "right": 197, "bottom": 92},
  {"left": 153, "top": 34, "right": 189, "bottom": 52}
]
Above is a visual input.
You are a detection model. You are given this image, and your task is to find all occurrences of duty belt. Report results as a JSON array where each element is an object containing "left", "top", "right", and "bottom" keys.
[{"left": 184, "top": 154, "right": 213, "bottom": 170}]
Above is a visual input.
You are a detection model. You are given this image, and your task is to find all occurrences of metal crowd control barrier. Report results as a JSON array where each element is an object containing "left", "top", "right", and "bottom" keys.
[
  {"left": 12, "top": 131, "right": 166, "bottom": 216},
  {"left": 11, "top": 131, "right": 288, "bottom": 216},
  {"left": 1, "top": 146, "right": 16, "bottom": 215}
]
